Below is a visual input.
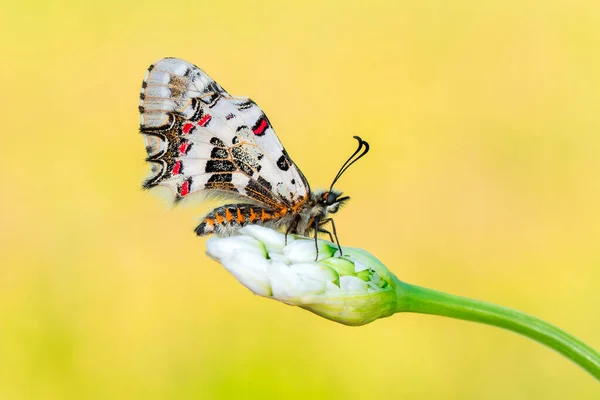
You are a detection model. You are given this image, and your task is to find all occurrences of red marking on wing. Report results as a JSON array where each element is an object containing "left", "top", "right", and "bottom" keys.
[
  {"left": 253, "top": 119, "right": 268, "bottom": 135},
  {"left": 182, "top": 123, "right": 194, "bottom": 134},
  {"left": 180, "top": 180, "right": 190, "bottom": 196},
  {"left": 179, "top": 142, "right": 189, "bottom": 155},
  {"left": 198, "top": 114, "right": 212, "bottom": 127},
  {"left": 172, "top": 161, "right": 182, "bottom": 175}
]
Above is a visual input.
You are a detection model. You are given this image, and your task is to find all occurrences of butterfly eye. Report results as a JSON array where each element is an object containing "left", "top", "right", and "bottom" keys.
[
  {"left": 328, "top": 204, "right": 340, "bottom": 214},
  {"left": 325, "top": 192, "right": 338, "bottom": 206}
]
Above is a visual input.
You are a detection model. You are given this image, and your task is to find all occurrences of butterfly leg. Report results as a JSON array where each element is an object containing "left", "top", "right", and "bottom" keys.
[
  {"left": 319, "top": 218, "right": 343, "bottom": 256},
  {"left": 284, "top": 214, "right": 300, "bottom": 245},
  {"left": 317, "top": 226, "right": 334, "bottom": 243},
  {"left": 285, "top": 215, "right": 300, "bottom": 246},
  {"left": 313, "top": 216, "right": 321, "bottom": 261}
]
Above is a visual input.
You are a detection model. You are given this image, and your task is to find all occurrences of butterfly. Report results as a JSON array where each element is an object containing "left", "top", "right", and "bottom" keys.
[{"left": 138, "top": 57, "right": 369, "bottom": 253}]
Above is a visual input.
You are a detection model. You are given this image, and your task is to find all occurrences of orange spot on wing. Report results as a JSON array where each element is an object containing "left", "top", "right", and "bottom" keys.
[
  {"left": 206, "top": 218, "right": 215, "bottom": 227},
  {"left": 249, "top": 208, "right": 258, "bottom": 222},
  {"left": 215, "top": 212, "right": 224, "bottom": 224},
  {"left": 225, "top": 209, "right": 234, "bottom": 223},
  {"left": 291, "top": 196, "right": 309, "bottom": 213},
  {"left": 272, "top": 208, "right": 288, "bottom": 220},
  {"left": 236, "top": 208, "right": 244, "bottom": 224},
  {"left": 261, "top": 210, "right": 271, "bottom": 222}
]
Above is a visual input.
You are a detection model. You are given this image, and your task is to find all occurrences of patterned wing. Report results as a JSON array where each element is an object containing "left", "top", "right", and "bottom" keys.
[{"left": 139, "top": 58, "right": 310, "bottom": 210}]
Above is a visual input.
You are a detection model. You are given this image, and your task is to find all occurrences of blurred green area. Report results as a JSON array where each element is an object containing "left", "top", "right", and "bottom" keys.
[{"left": 1, "top": 0, "right": 599, "bottom": 398}]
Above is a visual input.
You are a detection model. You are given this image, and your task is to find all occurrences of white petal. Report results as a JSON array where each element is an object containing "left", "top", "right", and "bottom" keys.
[
  {"left": 206, "top": 236, "right": 266, "bottom": 261},
  {"left": 220, "top": 252, "right": 271, "bottom": 297},
  {"left": 289, "top": 263, "right": 339, "bottom": 284},
  {"left": 268, "top": 263, "right": 304, "bottom": 299},
  {"left": 319, "top": 257, "right": 355, "bottom": 276},
  {"left": 283, "top": 240, "right": 316, "bottom": 262},
  {"left": 268, "top": 263, "right": 326, "bottom": 299},
  {"left": 268, "top": 252, "right": 290, "bottom": 264},
  {"left": 371, "top": 271, "right": 385, "bottom": 287},
  {"left": 239, "top": 225, "right": 293, "bottom": 254},
  {"left": 354, "top": 260, "right": 368, "bottom": 272},
  {"left": 295, "top": 276, "right": 327, "bottom": 297},
  {"left": 325, "top": 281, "right": 343, "bottom": 294},
  {"left": 339, "top": 276, "right": 369, "bottom": 293},
  {"left": 283, "top": 239, "right": 335, "bottom": 263}
]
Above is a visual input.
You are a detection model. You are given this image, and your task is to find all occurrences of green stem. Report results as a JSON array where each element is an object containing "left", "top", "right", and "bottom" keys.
[{"left": 393, "top": 278, "right": 600, "bottom": 380}]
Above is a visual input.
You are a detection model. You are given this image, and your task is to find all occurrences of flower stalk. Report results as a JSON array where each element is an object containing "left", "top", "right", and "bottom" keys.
[
  {"left": 394, "top": 280, "right": 600, "bottom": 380},
  {"left": 206, "top": 226, "right": 600, "bottom": 380}
]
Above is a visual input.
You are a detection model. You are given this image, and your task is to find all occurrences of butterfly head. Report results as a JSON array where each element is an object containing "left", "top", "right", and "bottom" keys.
[{"left": 318, "top": 189, "right": 349, "bottom": 214}]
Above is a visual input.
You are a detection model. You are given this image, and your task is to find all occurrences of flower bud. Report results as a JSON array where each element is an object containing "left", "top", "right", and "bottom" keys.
[{"left": 206, "top": 226, "right": 399, "bottom": 326}]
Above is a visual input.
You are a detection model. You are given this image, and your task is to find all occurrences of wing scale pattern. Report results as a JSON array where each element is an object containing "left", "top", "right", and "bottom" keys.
[{"left": 139, "top": 58, "right": 310, "bottom": 210}]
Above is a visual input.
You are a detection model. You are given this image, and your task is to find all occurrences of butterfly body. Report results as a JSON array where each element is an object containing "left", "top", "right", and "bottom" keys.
[
  {"left": 139, "top": 58, "right": 363, "bottom": 243},
  {"left": 193, "top": 188, "right": 347, "bottom": 237}
]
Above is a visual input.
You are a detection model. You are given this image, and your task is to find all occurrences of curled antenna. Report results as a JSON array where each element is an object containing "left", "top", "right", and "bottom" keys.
[{"left": 329, "top": 136, "right": 370, "bottom": 191}]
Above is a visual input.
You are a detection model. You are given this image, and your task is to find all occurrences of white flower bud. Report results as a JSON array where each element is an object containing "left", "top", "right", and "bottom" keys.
[{"left": 206, "top": 226, "right": 399, "bottom": 326}]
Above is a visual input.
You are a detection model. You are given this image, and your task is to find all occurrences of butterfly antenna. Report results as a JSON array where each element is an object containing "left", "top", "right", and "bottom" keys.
[{"left": 329, "top": 136, "right": 370, "bottom": 191}]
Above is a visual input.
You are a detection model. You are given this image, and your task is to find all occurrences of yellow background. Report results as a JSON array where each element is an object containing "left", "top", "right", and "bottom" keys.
[{"left": 2, "top": 0, "right": 599, "bottom": 398}]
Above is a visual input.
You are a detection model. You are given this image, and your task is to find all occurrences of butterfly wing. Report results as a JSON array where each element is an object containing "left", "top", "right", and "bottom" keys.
[{"left": 139, "top": 58, "right": 310, "bottom": 210}]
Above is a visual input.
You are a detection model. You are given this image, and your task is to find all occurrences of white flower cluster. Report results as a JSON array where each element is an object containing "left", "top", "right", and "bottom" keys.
[{"left": 206, "top": 226, "right": 398, "bottom": 326}]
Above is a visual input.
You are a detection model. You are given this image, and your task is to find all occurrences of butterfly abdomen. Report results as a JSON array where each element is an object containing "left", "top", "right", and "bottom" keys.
[{"left": 194, "top": 204, "right": 289, "bottom": 236}]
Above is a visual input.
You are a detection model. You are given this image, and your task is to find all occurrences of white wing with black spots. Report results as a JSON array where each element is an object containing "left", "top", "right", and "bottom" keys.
[{"left": 139, "top": 57, "right": 309, "bottom": 208}]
